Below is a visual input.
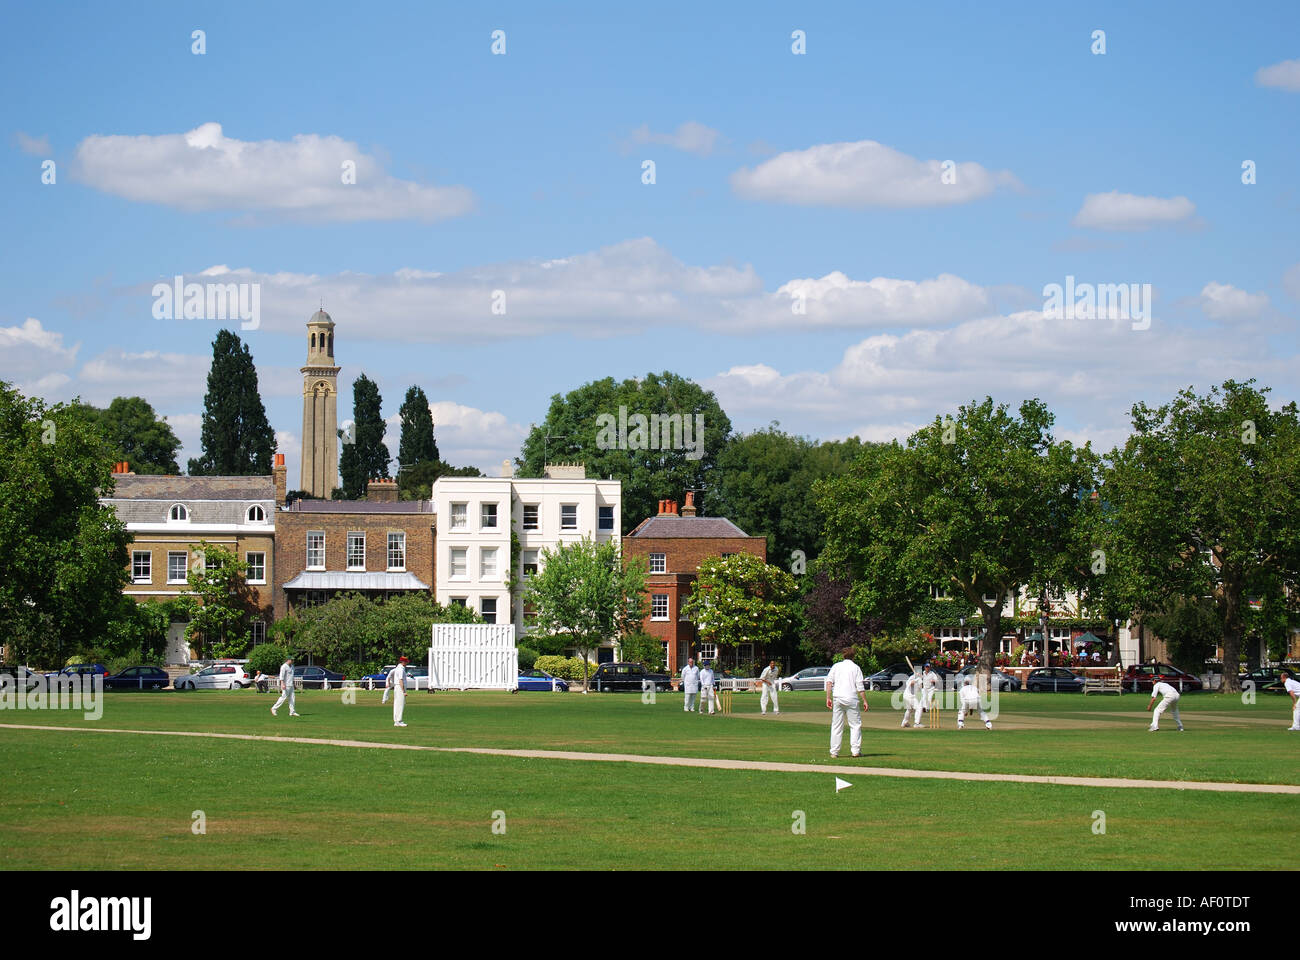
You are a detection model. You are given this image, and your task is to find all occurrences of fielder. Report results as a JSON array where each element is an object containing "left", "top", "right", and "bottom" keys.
[
  {"left": 1282, "top": 669, "right": 1300, "bottom": 731},
  {"left": 825, "top": 658, "right": 869, "bottom": 758},
  {"left": 759, "top": 659, "right": 781, "bottom": 715},
  {"left": 901, "top": 668, "right": 923, "bottom": 728},
  {"left": 271, "top": 657, "right": 299, "bottom": 717},
  {"left": 681, "top": 657, "right": 700, "bottom": 712},
  {"left": 1147, "top": 679, "right": 1184, "bottom": 731},
  {"left": 699, "top": 661, "right": 716, "bottom": 715},
  {"left": 390, "top": 656, "right": 408, "bottom": 727},
  {"left": 956, "top": 677, "right": 992, "bottom": 730}
]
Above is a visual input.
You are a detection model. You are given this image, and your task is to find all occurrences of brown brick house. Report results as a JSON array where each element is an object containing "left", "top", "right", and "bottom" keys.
[{"left": 622, "top": 493, "right": 767, "bottom": 673}]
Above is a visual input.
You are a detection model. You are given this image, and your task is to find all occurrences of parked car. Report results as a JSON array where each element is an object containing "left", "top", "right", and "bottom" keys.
[
  {"left": 361, "top": 664, "right": 431, "bottom": 691},
  {"left": 1238, "top": 668, "right": 1289, "bottom": 693},
  {"left": 865, "top": 662, "right": 913, "bottom": 691},
  {"left": 1025, "top": 667, "right": 1087, "bottom": 692},
  {"left": 1122, "top": 662, "right": 1204, "bottom": 693},
  {"left": 954, "top": 664, "right": 1022, "bottom": 692},
  {"left": 589, "top": 662, "right": 672, "bottom": 692},
  {"left": 293, "top": 665, "right": 346, "bottom": 689},
  {"left": 778, "top": 666, "right": 832, "bottom": 691},
  {"left": 1, "top": 665, "right": 44, "bottom": 692},
  {"left": 175, "top": 664, "right": 251, "bottom": 691},
  {"left": 516, "top": 668, "right": 569, "bottom": 692},
  {"left": 104, "top": 666, "right": 171, "bottom": 691},
  {"left": 47, "top": 663, "right": 109, "bottom": 680}
]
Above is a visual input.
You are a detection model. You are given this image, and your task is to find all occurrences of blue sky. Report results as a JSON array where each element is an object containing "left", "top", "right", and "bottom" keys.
[{"left": 3, "top": 1, "right": 1297, "bottom": 484}]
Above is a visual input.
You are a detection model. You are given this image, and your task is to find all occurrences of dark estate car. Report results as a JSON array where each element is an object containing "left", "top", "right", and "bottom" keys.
[
  {"left": 0, "top": 665, "right": 44, "bottom": 692},
  {"left": 46, "top": 663, "right": 109, "bottom": 680},
  {"left": 589, "top": 662, "right": 672, "bottom": 692},
  {"left": 293, "top": 665, "right": 346, "bottom": 689},
  {"left": 1122, "top": 663, "right": 1204, "bottom": 693},
  {"left": 104, "top": 666, "right": 171, "bottom": 691},
  {"left": 955, "top": 664, "right": 1022, "bottom": 692},
  {"left": 1238, "top": 668, "right": 1290, "bottom": 694},
  {"left": 1025, "top": 667, "right": 1087, "bottom": 692},
  {"left": 866, "top": 662, "right": 912, "bottom": 691}
]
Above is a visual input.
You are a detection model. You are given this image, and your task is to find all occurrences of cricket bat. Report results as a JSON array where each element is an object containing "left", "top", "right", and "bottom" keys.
[{"left": 905, "top": 656, "right": 915, "bottom": 673}]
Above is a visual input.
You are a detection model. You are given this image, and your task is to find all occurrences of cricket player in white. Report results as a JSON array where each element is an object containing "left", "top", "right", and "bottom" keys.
[
  {"left": 1147, "top": 679, "right": 1184, "bottom": 731},
  {"left": 390, "top": 656, "right": 408, "bottom": 727},
  {"left": 699, "top": 662, "right": 716, "bottom": 714},
  {"left": 1281, "top": 669, "right": 1300, "bottom": 731},
  {"left": 901, "top": 669, "right": 923, "bottom": 728},
  {"left": 681, "top": 657, "right": 700, "bottom": 712},
  {"left": 271, "top": 658, "right": 299, "bottom": 717},
  {"left": 759, "top": 660, "right": 781, "bottom": 715},
  {"left": 825, "top": 658, "right": 868, "bottom": 758},
  {"left": 956, "top": 677, "right": 992, "bottom": 730},
  {"left": 920, "top": 664, "right": 939, "bottom": 716}
]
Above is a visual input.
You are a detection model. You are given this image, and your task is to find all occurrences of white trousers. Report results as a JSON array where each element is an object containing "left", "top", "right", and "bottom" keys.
[
  {"left": 957, "top": 697, "right": 989, "bottom": 726},
  {"left": 683, "top": 690, "right": 698, "bottom": 711},
  {"left": 1152, "top": 697, "right": 1182, "bottom": 730},
  {"left": 902, "top": 694, "right": 921, "bottom": 725},
  {"left": 393, "top": 687, "right": 406, "bottom": 724},
  {"left": 272, "top": 685, "right": 295, "bottom": 713},
  {"left": 700, "top": 687, "right": 715, "bottom": 714},
  {"left": 761, "top": 684, "right": 780, "bottom": 714},
  {"left": 830, "top": 698, "right": 862, "bottom": 756},
  {"left": 1291, "top": 699, "right": 1300, "bottom": 729}
]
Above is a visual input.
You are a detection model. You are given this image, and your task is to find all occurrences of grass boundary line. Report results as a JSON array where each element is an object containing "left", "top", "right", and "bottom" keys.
[{"left": 3, "top": 722, "right": 1297, "bottom": 795}]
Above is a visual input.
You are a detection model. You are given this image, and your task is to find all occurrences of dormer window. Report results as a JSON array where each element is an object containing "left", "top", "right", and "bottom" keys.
[
  {"left": 246, "top": 504, "right": 266, "bottom": 523},
  {"left": 169, "top": 504, "right": 188, "bottom": 522}
]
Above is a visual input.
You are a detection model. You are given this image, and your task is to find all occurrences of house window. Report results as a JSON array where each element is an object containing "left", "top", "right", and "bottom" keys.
[
  {"left": 251, "top": 620, "right": 266, "bottom": 645},
  {"left": 737, "top": 643, "right": 754, "bottom": 662},
  {"left": 347, "top": 532, "right": 365, "bottom": 570},
  {"left": 721, "top": 552, "right": 735, "bottom": 559},
  {"left": 481, "top": 503, "right": 498, "bottom": 529},
  {"left": 167, "top": 552, "right": 187, "bottom": 584},
  {"left": 561, "top": 504, "right": 577, "bottom": 530},
  {"left": 307, "top": 531, "right": 325, "bottom": 570},
  {"left": 598, "top": 505, "right": 614, "bottom": 531},
  {"left": 169, "top": 504, "right": 188, "bottom": 522},
  {"left": 983, "top": 591, "right": 999, "bottom": 604},
  {"left": 481, "top": 597, "right": 497, "bottom": 623},
  {"left": 450, "top": 502, "right": 467, "bottom": 529},
  {"left": 649, "top": 553, "right": 666, "bottom": 574},
  {"left": 246, "top": 552, "right": 266, "bottom": 584},
  {"left": 699, "top": 643, "right": 717, "bottom": 661},
  {"left": 132, "top": 551, "right": 151, "bottom": 584},
  {"left": 481, "top": 548, "right": 498, "bottom": 578},
  {"left": 450, "top": 597, "right": 467, "bottom": 608},
  {"left": 522, "top": 504, "right": 539, "bottom": 530},
  {"left": 522, "top": 601, "right": 538, "bottom": 624},
  {"left": 246, "top": 504, "right": 265, "bottom": 523},
  {"left": 651, "top": 594, "right": 669, "bottom": 620},
  {"left": 522, "top": 550, "right": 538, "bottom": 578},
  {"left": 204, "top": 554, "right": 219, "bottom": 573},
  {"left": 387, "top": 533, "right": 406, "bottom": 570},
  {"left": 930, "top": 585, "right": 952, "bottom": 600},
  {"left": 450, "top": 548, "right": 467, "bottom": 578}
]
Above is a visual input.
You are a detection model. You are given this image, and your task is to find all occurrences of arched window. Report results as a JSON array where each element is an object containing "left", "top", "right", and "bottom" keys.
[
  {"left": 311, "top": 332, "right": 316, "bottom": 350},
  {"left": 169, "top": 504, "right": 188, "bottom": 522},
  {"left": 246, "top": 504, "right": 266, "bottom": 523},
  {"left": 327, "top": 333, "right": 333, "bottom": 354}
]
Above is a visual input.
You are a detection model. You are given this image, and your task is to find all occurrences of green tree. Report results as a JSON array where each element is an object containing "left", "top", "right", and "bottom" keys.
[
  {"left": 517, "top": 372, "right": 732, "bottom": 534},
  {"left": 0, "top": 382, "right": 131, "bottom": 667},
  {"left": 87, "top": 396, "right": 182, "bottom": 474},
  {"left": 713, "top": 425, "right": 868, "bottom": 573},
  {"left": 1100, "top": 380, "right": 1300, "bottom": 690},
  {"left": 681, "top": 553, "right": 799, "bottom": 655},
  {"left": 397, "top": 459, "right": 483, "bottom": 501},
  {"left": 176, "top": 541, "right": 257, "bottom": 658},
  {"left": 188, "top": 330, "right": 276, "bottom": 476},
  {"left": 1144, "top": 597, "right": 1222, "bottom": 674},
  {"left": 619, "top": 631, "right": 667, "bottom": 672},
  {"left": 397, "top": 386, "right": 439, "bottom": 474},
  {"left": 104, "top": 596, "right": 178, "bottom": 662},
  {"left": 339, "top": 374, "right": 389, "bottom": 499},
  {"left": 817, "top": 398, "right": 1098, "bottom": 679},
  {"left": 523, "top": 538, "right": 646, "bottom": 687}
]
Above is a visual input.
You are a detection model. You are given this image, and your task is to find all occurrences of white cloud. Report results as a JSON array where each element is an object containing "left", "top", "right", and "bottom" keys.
[
  {"left": 0, "top": 319, "right": 80, "bottom": 395},
  {"left": 1256, "top": 59, "right": 1300, "bottom": 92},
  {"left": 14, "top": 131, "right": 51, "bottom": 156},
  {"left": 1283, "top": 263, "right": 1300, "bottom": 301},
  {"left": 1072, "top": 191, "right": 1195, "bottom": 231},
  {"left": 627, "top": 121, "right": 720, "bottom": 156},
  {"left": 71, "top": 122, "right": 474, "bottom": 222},
  {"left": 1198, "top": 282, "right": 1270, "bottom": 321},
  {"left": 730, "top": 139, "right": 1018, "bottom": 207},
  {"left": 427, "top": 401, "right": 527, "bottom": 474}
]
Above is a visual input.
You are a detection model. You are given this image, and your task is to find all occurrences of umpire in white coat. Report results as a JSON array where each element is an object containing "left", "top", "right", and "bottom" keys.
[
  {"left": 681, "top": 657, "right": 700, "bottom": 712},
  {"left": 759, "top": 660, "right": 781, "bottom": 715},
  {"left": 271, "top": 658, "right": 299, "bottom": 717},
  {"left": 389, "top": 656, "right": 408, "bottom": 727}
]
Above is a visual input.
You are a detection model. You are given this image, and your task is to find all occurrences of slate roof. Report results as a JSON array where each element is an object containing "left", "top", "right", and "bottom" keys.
[
  {"left": 105, "top": 475, "right": 275, "bottom": 501},
  {"left": 626, "top": 516, "right": 754, "bottom": 538},
  {"left": 289, "top": 499, "right": 434, "bottom": 514}
]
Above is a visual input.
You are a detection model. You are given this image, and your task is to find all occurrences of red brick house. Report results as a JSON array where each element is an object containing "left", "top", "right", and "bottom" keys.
[{"left": 622, "top": 492, "right": 767, "bottom": 674}]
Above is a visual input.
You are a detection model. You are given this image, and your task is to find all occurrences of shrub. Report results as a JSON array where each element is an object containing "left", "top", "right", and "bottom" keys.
[
  {"left": 517, "top": 646, "right": 540, "bottom": 671},
  {"left": 619, "top": 631, "right": 666, "bottom": 673},
  {"left": 247, "top": 643, "right": 290, "bottom": 676},
  {"left": 534, "top": 655, "right": 596, "bottom": 683}
]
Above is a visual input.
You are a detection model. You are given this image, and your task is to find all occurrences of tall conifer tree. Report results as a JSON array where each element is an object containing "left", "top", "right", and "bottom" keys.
[
  {"left": 339, "top": 373, "right": 389, "bottom": 498},
  {"left": 188, "top": 330, "right": 275, "bottom": 475}
]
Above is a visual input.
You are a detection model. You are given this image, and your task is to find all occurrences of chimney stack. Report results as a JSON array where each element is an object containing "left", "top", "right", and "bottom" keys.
[
  {"left": 112, "top": 461, "right": 133, "bottom": 475},
  {"left": 681, "top": 491, "right": 697, "bottom": 517},
  {"left": 367, "top": 477, "right": 399, "bottom": 503},
  {"left": 501, "top": 458, "right": 514, "bottom": 478},
  {"left": 273, "top": 453, "right": 287, "bottom": 506}
]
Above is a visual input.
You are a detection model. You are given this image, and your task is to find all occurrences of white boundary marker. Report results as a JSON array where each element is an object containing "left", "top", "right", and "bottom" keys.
[{"left": 3, "top": 723, "right": 1297, "bottom": 795}]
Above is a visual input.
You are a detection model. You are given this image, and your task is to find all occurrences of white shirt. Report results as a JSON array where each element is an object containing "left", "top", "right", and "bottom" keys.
[
  {"left": 1152, "top": 680, "right": 1180, "bottom": 700},
  {"left": 921, "top": 670, "right": 939, "bottom": 693},
  {"left": 959, "top": 681, "right": 981, "bottom": 704},
  {"left": 390, "top": 663, "right": 407, "bottom": 693},
  {"left": 760, "top": 665, "right": 780, "bottom": 686},
  {"left": 699, "top": 668, "right": 715, "bottom": 688},
  {"left": 903, "top": 674, "right": 922, "bottom": 698},
  {"left": 1283, "top": 677, "right": 1300, "bottom": 697},
  {"left": 278, "top": 662, "right": 294, "bottom": 688},
  {"left": 825, "top": 660, "right": 864, "bottom": 701},
  {"left": 681, "top": 665, "right": 700, "bottom": 692}
]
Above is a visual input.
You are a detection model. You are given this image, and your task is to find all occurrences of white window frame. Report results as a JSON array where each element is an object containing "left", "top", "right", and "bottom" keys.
[
  {"left": 246, "top": 504, "right": 266, "bottom": 523},
  {"left": 347, "top": 532, "right": 366, "bottom": 570},
  {"left": 649, "top": 553, "right": 666, "bottom": 574},
  {"left": 246, "top": 552, "right": 266, "bottom": 584},
  {"left": 522, "top": 504, "right": 539, "bottom": 530},
  {"left": 387, "top": 532, "right": 406, "bottom": 571},
  {"left": 306, "top": 531, "right": 325, "bottom": 570},
  {"left": 480, "top": 547, "right": 498, "bottom": 579},
  {"left": 450, "top": 547, "right": 467, "bottom": 579},
  {"left": 651, "top": 594, "right": 669, "bottom": 621},
  {"left": 481, "top": 597, "right": 498, "bottom": 623},
  {"left": 450, "top": 502, "right": 468, "bottom": 530},
  {"left": 481, "top": 502, "right": 498, "bottom": 529},
  {"left": 167, "top": 551, "right": 188, "bottom": 584},
  {"left": 598, "top": 505, "right": 614, "bottom": 531},
  {"left": 560, "top": 504, "right": 577, "bottom": 530},
  {"left": 699, "top": 642, "right": 718, "bottom": 661},
  {"left": 169, "top": 503, "right": 188, "bottom": 522},
  {"left": 522, "top": 549, "right": 538, "bottom": 579},
  {"left": 250, "top": 620, "right": 266, "bottom": 645},
  {"left": 132, "top": 550, "right": 151, "bottom": 584}
]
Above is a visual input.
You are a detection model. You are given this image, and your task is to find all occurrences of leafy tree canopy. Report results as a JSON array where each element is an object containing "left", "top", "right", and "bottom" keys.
[{"left": 188, "top": 330, "right": 275, "bottom": 476}]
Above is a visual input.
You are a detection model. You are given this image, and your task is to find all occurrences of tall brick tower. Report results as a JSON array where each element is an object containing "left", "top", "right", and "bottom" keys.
[{"left": 300, "top": 309, "right": 340, "bottom": 497}]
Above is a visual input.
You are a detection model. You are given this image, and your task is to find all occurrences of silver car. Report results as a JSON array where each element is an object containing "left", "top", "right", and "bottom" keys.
[{"left": 778, "top": 666, "right": 832, "bottom": 691}]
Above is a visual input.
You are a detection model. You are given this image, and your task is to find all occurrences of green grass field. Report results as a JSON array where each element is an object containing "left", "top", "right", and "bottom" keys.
[{"left": 2, "top": 687, "right": 1297, "bottom": 869}]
